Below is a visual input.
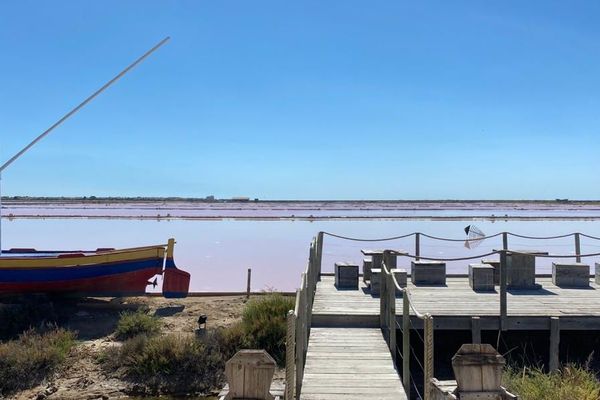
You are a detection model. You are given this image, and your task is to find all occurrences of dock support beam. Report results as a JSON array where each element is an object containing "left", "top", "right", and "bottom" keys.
[
  {"left": 471, "top": 316, "right": 481, "bottom": 344},
  {"left": 285, "top": 310, "right": 296, "bottom": 400},
  {"left": 402, "top": 292, "right": 410, "bottom": 392},
  {"left": 316, "top": 231, "right": 324, "bottom": 280},
  {"left": 415, "top": 233, "right": 420, "bottom": 261},
  {"left": 500, "top": 233, "right": 508, "bottom": 331},
  {"left": 575, "top": 233, "right": 581, "bottom": 263},
  {"left": 424, "top": 314, "right": 434, "bottom": 400},
  {"left": 549, "top": 317, "right": 560, "bottom": 372}
]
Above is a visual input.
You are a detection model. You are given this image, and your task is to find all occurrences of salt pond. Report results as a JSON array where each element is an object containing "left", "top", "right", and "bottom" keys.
[{"left": 2, "top": 202, "right": 600, "bottom": 292}]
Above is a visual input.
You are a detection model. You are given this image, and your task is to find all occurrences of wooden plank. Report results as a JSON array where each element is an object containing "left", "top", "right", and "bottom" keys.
[{"left": 300, "top": 327, "right": 406, "bottom": 400}]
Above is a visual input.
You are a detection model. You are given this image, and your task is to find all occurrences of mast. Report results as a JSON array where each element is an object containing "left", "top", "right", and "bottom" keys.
[{"left": 0, "top": 37, "right": 170, "bottom": 254}]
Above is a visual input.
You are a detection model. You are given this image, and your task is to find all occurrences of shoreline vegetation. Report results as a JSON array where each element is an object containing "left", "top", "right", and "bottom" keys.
[{"left": 0, "top": 294, "right": 293, "bottom": 400}]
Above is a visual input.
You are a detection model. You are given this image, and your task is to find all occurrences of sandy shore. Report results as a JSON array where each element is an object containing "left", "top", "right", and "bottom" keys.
[{"left": 8, "top": 295, "right": 280, "bottom": 400}]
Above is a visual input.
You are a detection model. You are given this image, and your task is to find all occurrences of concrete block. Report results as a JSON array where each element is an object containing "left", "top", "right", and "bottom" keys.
[
  {"left": 411, "top": 261, "right": 446, "bottom": 285},
  {"left": 469, "top": 264, "right": 495, "bottom": 292},
  {"left": 334, "top": 262, "right": 359, "bottom": 289},
  {"left": 370, "top": 268, "right": 382, "bottom": 295},
  {"left": 362, "top": 258, "right": 372, "bottom": 283},
  {"left": 481, "top": 258, "right": 500, "bottom": 285},
  {"left": 552, "top": 262, "right": 590, "bottom": 287},
  {"left": 507, "top": 253, "right": 537, "bottom": 289}
]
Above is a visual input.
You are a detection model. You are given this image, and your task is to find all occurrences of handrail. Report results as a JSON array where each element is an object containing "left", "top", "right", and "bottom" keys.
[
  {"left": 380, "top": 254, "right": 433, "bottom": 400},
  {"left": 286, "top": 232, "right": 323, "bottom": 400}
]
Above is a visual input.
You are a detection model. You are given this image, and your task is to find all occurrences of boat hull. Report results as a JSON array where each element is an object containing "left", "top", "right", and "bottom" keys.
[{"left": 0, "top": 241, "right": 190, "bottom": 297}]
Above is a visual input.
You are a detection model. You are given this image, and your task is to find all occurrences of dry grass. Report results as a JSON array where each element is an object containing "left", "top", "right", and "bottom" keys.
[
  {"left": 240, "top": 294, "right": 294, "bottom": 366},
  {"left": 114, "top": 309, "right": 161, "bottom": 340},
  {"left": 0, "top": 328, "right": 76, "bottom": 395},
  {"left": 102, "top": 332, "right": 224, "bottom": 395},
  {"left": 504, "top": 364, "right": 600, "bottom": 400}
]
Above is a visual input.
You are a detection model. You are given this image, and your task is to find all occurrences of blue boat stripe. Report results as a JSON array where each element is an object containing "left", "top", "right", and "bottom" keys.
[{"left": 0, "top": 258, "right": 163, "bottom": 282}]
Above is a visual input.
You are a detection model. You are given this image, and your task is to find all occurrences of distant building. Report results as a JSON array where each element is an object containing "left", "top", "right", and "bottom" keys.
[
  {"left": 231, "top": 197, "right": 250, "bottom": 202},
  {"left": 205, "top": 195, "right": 215, "bottom": 201}
]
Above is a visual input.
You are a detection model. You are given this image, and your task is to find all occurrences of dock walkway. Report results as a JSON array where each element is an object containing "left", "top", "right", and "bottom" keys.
[{"left": 300, "top": 327, "right": 407, "bottom": 400}]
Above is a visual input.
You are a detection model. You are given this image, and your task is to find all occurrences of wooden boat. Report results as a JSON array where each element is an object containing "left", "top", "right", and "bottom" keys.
[{"left": 0, "top": 238, "right": 190, "bottom": 298}]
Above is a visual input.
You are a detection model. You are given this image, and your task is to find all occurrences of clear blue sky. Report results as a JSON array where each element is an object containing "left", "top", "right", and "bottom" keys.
[{"left": 1, "top": 1, "right": 599, "bottom": 200}]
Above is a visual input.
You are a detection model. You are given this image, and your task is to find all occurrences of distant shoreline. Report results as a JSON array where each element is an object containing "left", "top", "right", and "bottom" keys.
[
  {"left": 2, "top": 197, "right": 600, "bottom": 204},
  {"left": 2, "top": 198, "right": 600, "bottom": 220}
]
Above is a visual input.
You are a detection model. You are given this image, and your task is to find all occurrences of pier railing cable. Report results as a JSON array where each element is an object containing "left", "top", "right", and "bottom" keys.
[
  {"left": 380, "top": 252, "right": 434, "bottom": 400},
  {"left": 286, "top": 232, "right": 323, "bottom": 400},
  {"left": 323, "top": 229, "right": 600, "bottom": 264}
]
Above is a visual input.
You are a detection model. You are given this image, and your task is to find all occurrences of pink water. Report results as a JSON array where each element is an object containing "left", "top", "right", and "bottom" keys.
[{"left": 2, "top": 202, "right": 600, "bottom": 292}]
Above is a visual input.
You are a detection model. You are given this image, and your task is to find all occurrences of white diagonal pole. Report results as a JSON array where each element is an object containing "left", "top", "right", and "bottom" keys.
[{"left": 0, "top": 37, "right": 171, "bottom": 255}]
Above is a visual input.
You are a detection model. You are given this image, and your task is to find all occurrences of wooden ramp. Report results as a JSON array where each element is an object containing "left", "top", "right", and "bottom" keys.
[{"left": 300, "top": 327, "right": 407, "bottom": 400}]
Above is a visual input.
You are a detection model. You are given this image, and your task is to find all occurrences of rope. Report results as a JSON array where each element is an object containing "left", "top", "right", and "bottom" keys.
[
  {"left": 321, "top": 230, "right": 600, "bottom": 243},
  {"left": 580, "top": 233, "right": 600, "bottom": 241},
  {"left": 420, "top": 232, "right": 503, "bottom": 242},
  {"left": 391, "top": 249, "right": 600, "bottom": 261},
  {"left": 321, "top": 231, "right": 416, "bottom": 241},
  {"left": 508, "top": 232, "right": 576, "bottom": 240},
  {"left": 393, "top": 250, "right": 501, "bottom": 262}
]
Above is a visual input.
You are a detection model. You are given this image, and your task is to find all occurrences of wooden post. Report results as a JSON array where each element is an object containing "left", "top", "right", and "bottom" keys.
[
  {"left": 575, "top": 233, "right": 581, "bottom": 263},
  {"left": 424, "top": 314, "right": 434, "bottom": 400},
  {"left": 549, "top": 317, "right": 560, "bottom": 372},
  {"left": 402, "top": 291, "right": 410, "bottom": 391},
  {"left": 500, "top": 233, "right": 508, "bottom": 331},
  {"left": 389, "top": 272, "right": 397, "bottom": 367},
  {"left": 285, "top": 310, "right": 296, "bottom": 400},
  {"left": 316, "top": 231, "right": 324, "bottom": 280},
  {"left": 415, "top": 233, "right": 421, "bottom": 261},
  {"left": 246, "top": 268, "right": 252, "bottom": 299},
  {"left": 381, "top": 251, "right": 390, "bottom": 334},
  {"left": 471, "top": 316, "right": 481, "bottom": 344}
]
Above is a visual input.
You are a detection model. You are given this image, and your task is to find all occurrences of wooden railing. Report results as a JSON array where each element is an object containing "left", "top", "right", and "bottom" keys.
[
  {"left": 285, "top": 232, "right": 323, "bottom": 400},
  {"left": 381, "top": 250, "right": 434, "bottom": 400}
]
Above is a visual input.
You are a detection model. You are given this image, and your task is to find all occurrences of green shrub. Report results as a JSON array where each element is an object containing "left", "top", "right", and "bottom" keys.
[
  {"left": 0, "top": 328, "right": 76, "bottom": 395},
  {"left": 213, "top": 322, "right": 250, "bottom": 361},
  {"left": 115, "top": 310, "right": 161, "bottom": 340},
  {"left": 241, "top": 294, "right": 294, "bottom": 366},
  {"left": 102, "top": 333, "right": 224, "bottom": 394},
  {"left": 504, "top": 364, "right": 600, "bottom": 400}
]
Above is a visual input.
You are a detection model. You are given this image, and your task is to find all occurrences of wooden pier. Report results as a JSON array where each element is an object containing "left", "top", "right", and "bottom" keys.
[
  {"left": 300, "top": 328, "right": 407, "bottom": 400},
  {"left": 286, "top": 231, "right": 600, "bottom": 400}
]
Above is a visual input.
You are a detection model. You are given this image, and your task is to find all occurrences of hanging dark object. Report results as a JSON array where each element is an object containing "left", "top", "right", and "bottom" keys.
[{"left": 464, "top": 225, "right": 485, "bottom": 249}]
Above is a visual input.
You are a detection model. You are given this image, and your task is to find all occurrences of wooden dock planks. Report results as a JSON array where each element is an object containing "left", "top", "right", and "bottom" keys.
[
  {"left": 312, "top": 276, "right": 600, "bottom": 329},
  {"left": 300, "top": 328, "right": 407, "bottom": 400}
]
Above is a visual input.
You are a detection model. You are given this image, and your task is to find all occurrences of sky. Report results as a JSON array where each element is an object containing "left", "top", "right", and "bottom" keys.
[{"left": 0, "top": 1, "right": 599, "bottom": 200}]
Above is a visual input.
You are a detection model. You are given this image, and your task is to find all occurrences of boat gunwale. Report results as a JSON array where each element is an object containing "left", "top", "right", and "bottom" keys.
[{"left": 0, "top": 245, "right": 168, "bottom": 269}]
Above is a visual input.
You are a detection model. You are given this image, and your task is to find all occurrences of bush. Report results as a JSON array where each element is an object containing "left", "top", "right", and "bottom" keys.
[
  {"left": 0, "top": 328, "right": 76, "bottom": 395},
  {"left": 102, "top": 333, "right": 224, "bottom": 395},
  {"left": 504, "top": 364, "right": 600, "bottom": 400},
  {"left": 213, "top": 322, "right": 250, "bottom": 361},
  {"left": 115, "top": 310, "right": 161, "bottom": 340},
  {"left": 240, "top": 294, "right": 294, "bottom": 366}
]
